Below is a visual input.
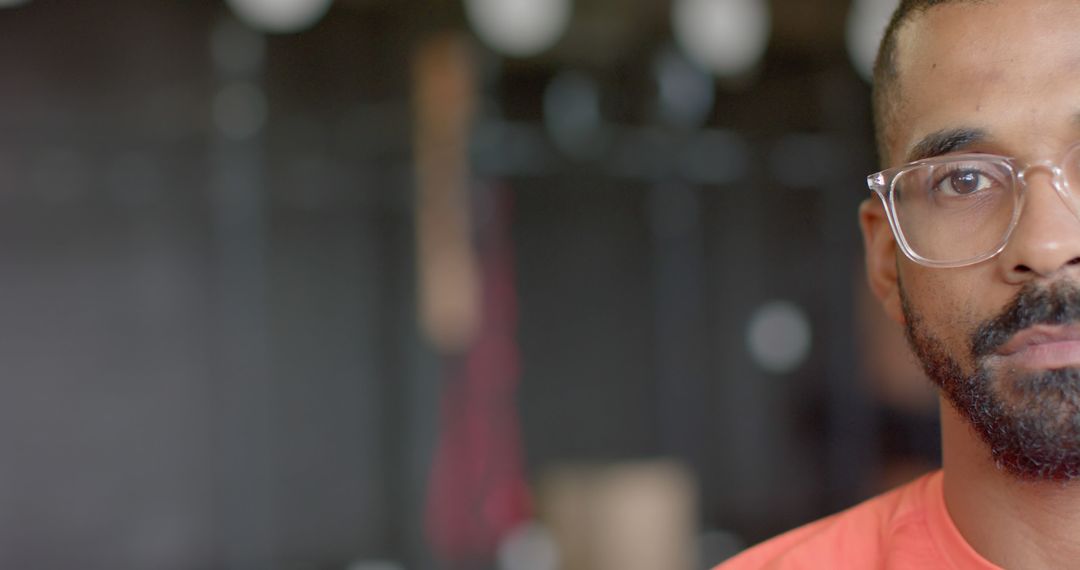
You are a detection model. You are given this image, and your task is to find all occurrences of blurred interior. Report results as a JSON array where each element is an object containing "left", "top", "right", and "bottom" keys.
[{"left": 0, "top": 0, "right": 941, "bottom": 568}]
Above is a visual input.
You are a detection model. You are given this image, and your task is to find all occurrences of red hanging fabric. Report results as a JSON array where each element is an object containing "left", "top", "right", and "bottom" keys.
[{"left": 425, "top": 186, "right": 532, "bottom": 565}]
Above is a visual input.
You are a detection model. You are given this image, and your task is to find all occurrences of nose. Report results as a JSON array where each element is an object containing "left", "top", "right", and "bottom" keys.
[{"left": 998, "top": 171, "right": 1080, "bottom": 283}]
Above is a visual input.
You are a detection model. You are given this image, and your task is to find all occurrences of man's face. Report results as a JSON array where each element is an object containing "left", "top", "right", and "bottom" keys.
[{"left": 864, "top": 0, "right": 1080, "bottom": 479}]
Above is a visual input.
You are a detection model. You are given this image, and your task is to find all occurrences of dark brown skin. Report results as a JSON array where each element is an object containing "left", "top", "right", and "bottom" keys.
[{"left": 860, "top": 0, "right": 1080, "bottom": 567}]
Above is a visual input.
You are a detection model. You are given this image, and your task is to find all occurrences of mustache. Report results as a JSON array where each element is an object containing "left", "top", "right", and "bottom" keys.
[{"left": 971, "top": 283, "right": 1080, "bottom": 359}]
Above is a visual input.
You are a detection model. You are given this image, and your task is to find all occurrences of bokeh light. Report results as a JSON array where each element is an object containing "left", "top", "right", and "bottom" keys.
[
  {"left": 846, "top": 0, "right": 899, "bottom": 82},
  {"left": 464, "top": 0, "right": 572, "bottom": 57},
  {"left": 672, "top": 0, "right": 770, "bottom": 78},
  {"left": 497, "top": 522, "right": 559, "bottom": 570},
  {"left": 652, "top": 47, "right": 714, "bottom": 129},
  {"left": 746, "top": 300, "right": 812, "bottom": 374},
  {"left": 543, "top": 70, "right": 608, "bottom": 160},
  {"left": 224, "top": 0, "right": 333, "bottom": 34}
]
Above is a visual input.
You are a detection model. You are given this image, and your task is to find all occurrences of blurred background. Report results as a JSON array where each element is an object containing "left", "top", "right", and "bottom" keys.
[{"left": 0, "top": 0, "right": 942, "bottom": 568}]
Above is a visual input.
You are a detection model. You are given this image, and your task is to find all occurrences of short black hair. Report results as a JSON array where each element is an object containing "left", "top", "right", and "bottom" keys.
[{"left": 872, "top": 0, "right": 980, "bottom": 165}]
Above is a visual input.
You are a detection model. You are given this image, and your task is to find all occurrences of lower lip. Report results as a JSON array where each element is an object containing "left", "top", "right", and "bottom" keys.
[{"left": 995, "top": 340, "right": 1080, "bottom": 370}]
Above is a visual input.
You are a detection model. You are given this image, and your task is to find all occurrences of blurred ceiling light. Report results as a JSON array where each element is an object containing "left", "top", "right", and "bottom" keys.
[
  {"left": 846, "top": 0, "right": 899, "bottom": 82},
  {"left": 543, "top": 70, "right": 607, "bottom": 160},
  {"left": 653, "top": 47, "right": 714, "bottom": 129},
  {"left": 225, "top": 0, "right": 333, "bottom": 34},
  {"left": 464, "top": 0, "right": 571, "bottom": 57},
  {"left": 746, "top": 300, "right": 812, "bottom": 375},
  {"left": 672, "top": 0, "right": 770, "bottom": 78},
  {"left": 0, "top": 0, "right": 30, "bottom": 7}
]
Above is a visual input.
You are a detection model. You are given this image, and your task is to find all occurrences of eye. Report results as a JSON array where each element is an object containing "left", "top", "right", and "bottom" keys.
[{"left": 932, "top": 168, "right": 996, "bottom": 196}]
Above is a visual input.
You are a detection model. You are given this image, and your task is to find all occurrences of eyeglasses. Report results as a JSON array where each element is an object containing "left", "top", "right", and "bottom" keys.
[{"left": 866, "top": 144, "right": 1080, "bottom": 268}]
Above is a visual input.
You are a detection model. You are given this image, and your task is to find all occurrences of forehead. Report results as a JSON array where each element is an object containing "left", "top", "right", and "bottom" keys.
[{"left": 890, "top": 0, "right": 1080, "bottom": 164}]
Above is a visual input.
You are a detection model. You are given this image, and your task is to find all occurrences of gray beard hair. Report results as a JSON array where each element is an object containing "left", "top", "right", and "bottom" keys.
[{"left": 900, "top": 281, "right": 1080, "bottom": 481}]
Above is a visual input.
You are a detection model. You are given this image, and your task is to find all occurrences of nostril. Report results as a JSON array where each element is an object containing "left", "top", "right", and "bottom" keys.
[
  {"left": 1015, "top": 264, "right": 1033, "bottom": 273},
  {"left": 1070, "top": 257, "right": 1080, "bottom": 266}
]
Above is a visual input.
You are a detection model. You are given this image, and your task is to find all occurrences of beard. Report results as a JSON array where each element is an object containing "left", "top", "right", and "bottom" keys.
[{"left": 902, "top": 281, "right": 1080, "bottom": 481}]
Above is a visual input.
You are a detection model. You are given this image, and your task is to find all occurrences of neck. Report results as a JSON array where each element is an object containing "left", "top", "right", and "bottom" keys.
[{"left": 941, "top": 399, "right": 1080, "bottom": 569}]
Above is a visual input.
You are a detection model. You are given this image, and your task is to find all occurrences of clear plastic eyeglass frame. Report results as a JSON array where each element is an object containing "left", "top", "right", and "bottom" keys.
[{"left": 866, "top": 146, "right": 1080, "bottom": 269}]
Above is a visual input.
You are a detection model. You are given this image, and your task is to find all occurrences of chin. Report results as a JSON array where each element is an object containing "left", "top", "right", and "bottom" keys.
[{"left": 969, "top": 367, "right": 1080, "bottom": 481}]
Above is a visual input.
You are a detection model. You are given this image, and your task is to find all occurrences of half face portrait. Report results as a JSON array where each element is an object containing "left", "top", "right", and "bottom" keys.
[{"left": 861, "top": 0, "right": 1080, "bottom": 480}]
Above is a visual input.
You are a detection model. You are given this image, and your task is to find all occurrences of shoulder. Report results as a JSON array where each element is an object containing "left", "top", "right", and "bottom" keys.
[{"left": 712, "top": 471, "right": 941, "bottom": 570}]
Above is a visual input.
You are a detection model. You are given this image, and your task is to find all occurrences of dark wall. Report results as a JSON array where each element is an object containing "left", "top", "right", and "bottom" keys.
[{"left": 0, "top": 0, "right": 912, "bottom": 568}]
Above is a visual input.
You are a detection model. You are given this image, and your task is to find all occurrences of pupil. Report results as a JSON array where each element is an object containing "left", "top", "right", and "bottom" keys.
[{"left": 952, "top": 171, "right": 979, "bottom": 194}]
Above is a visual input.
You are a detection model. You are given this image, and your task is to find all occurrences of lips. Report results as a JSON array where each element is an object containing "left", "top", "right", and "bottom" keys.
[{"left": 992, "top": 324, "right": 1080, "bottom": 370}]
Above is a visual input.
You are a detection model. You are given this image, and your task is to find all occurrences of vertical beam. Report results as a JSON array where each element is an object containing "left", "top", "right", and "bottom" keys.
[
  {"left": 650, "top": 182, "right": 709, "bottom": 473},
  {"left": 208, "top": 17, "right": 277, "bottom": 570}
]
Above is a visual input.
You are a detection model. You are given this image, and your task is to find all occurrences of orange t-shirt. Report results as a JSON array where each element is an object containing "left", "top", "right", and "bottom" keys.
[{"left": 713, "top": 470, "right": 1000, "bottom": 569}]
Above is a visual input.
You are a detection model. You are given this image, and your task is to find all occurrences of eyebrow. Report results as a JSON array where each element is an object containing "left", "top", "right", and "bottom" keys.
[{"left": 905, "top": 127, "right": 987, "bottom": 163}]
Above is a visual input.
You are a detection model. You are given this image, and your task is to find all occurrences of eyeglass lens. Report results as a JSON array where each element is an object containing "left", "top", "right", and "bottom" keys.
[{"left": 890, "top": 146, "right": 1080, "bottom": 264}]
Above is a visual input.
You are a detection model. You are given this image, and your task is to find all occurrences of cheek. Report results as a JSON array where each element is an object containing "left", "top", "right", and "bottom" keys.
[{"left": 900, "top": 265, "right": 991, "bottom": 351}]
